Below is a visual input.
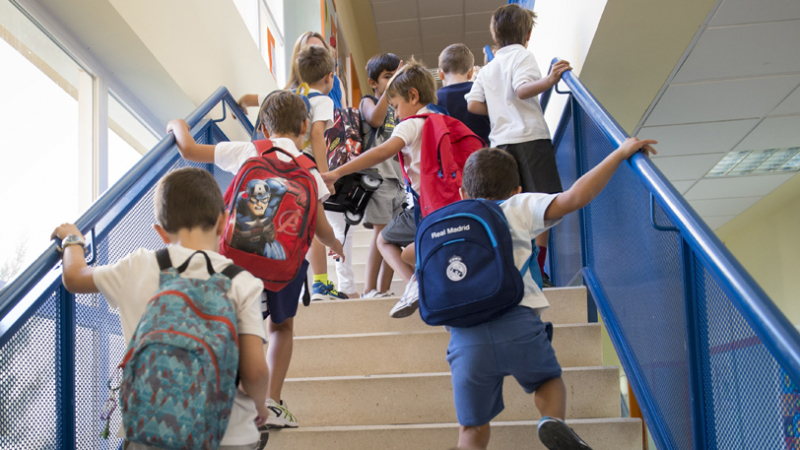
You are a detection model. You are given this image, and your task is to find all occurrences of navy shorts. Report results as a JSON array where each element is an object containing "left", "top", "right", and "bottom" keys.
[
  {"left": 262, "top": 260, "right": 309, "bottom": 324},
  {"left": 500, "top": 139, "right": 563, "bottom": 194},
  {"left": 447, "top": 306, "right": 561, "bottom": 426}
]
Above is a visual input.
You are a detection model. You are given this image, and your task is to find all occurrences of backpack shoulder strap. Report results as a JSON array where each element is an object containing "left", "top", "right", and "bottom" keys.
[
  {"left": 307, "top": 92, "right": 324, "bottom": 99},
  {"left": 254, "top": 139, "right": 275, "bottom": 156},
  {"left": 295, "top": 153, "right": 318, "bottom": 171},
  {"left": 155, "top": 248, "right": 172, "bottom": 271},
  {"left": 221, "top": 264, "right": 246, "bottom": 280}
]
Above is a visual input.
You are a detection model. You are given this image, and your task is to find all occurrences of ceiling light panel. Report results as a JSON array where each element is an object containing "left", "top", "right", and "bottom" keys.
[{"left": 705, "top": 147, "right": 800, "bottom": 178}]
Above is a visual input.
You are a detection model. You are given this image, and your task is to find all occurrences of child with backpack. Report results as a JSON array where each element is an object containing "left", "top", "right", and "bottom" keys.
[
  {"left": 168, "top": 90, "right": 344, "bottom": 429},
  {"left": 52, "top": 167, "right": 270, "bottom": 449},
  {"left": 321, "top": 61, "right": 484, "bottom": 319},
  {"left": 435, "top": 141, "right": 656, "bottom": 450},
  {"left": 436, "top": 44, "right": 490, "bottom": 145},
  {"left": 466, "top": 3, "right": 572, "bottom": 287},
  {"left": 359, "top": 52, "right": 405, "bottom": 298}
]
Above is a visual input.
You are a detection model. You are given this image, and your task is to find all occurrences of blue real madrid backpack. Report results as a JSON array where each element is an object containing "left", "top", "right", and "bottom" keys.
[
  {"left": 416, "top": 199, "right": 529, "bottom": 328},
  {"left": 118, "top": 249, "right": 244, "bottom": 450}
]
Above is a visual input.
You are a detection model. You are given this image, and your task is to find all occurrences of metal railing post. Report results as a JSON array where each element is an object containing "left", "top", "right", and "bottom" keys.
[
  {"left": 571, "top": 97, "right": 597, "bottom": 322},
  {"left": 57, "top": 286, "right": 76, "bottom": 450}
]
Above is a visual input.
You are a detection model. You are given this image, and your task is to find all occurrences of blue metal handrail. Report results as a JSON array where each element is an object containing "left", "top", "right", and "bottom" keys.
[
  {"left": 0, "top": 86, "right": 252, "bottom": 333},
  {"left": 555, "top": 59, "right": 800, "bottom": 384},
  {"left": 550, "top": 57, "right": 800, "bottom": 449}
]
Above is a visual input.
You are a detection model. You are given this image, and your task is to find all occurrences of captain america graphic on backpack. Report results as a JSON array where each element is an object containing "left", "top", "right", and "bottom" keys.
[{"left": 231, "top": 178, "right": 289, "bottom": 260}]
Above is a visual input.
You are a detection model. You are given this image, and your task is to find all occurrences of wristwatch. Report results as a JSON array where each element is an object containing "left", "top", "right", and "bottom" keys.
[{"left": 58, "top": 234, "right": 86, "bottom": 253}]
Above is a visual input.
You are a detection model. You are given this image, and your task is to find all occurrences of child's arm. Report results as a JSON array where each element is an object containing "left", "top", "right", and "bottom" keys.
[
  {"left": 51, "top": 224, "right": 98, "bottom": 294},
  {"left": 237, "top": 334, "right": 270, "bottom": 426},
  {"left": 467, "top": 101, "right": 489, "bottom": 116},
  {"left": 516, "top": 60, "right": 572, "bottom": 100},
  {"left": 310, "top": 121, "right": 330, "bottom": 173},
  {"left": 237, "top": 94, "right": 260, "bottom": 114},
  {"left": 545, "top": 137, "right": 657, "bottom": 220},
  {"left": 361, "top": 94, "right": 390, "bottom": 128},
  {"left": 167, "top": 119, "right": 216, "bottom": 163},
  {"left": 313, "top": 201, "right": 345, "bottom": 261},
  {"left": 321, "top": 137, "right": 405, "bottom": 185}
]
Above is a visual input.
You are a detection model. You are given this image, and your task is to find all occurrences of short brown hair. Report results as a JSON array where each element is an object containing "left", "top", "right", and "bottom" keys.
[
  {"left": 462, "top": 148, "right": 521, "bottom": 201},
  {"left": 439, "top": 44, "right": 474, "bottom": 75},
  {"left": 154, "top": 168, "right": 225, "bottom": 233},
  {"left": 297, "top": 45, "right": 335, "bottom": 85},
  {"left": 259, "top": 91, "right": 308, "bottom": 137},
  {"left": 491, "top": 4, "right": 537, "bottom": 47},
  {"left": 386, "top": 60, "right": 437, "bottom": 105}
]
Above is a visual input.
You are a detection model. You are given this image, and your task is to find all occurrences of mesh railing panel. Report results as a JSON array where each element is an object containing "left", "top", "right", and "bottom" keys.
[
  {"left": 0, "top": 292, "right": 59, "bottom": 449},
  {"left": 695, "top": 256, "right": 786, "bottom": 450},
  {"left": 550, "top": 94, "right": 799, "bottom": 449},
  {"left": 551, "top": 102, "right": 582, "bottom": 286},
  {"left": 0, "top": 121, "right": 234, "bottom": 450}
]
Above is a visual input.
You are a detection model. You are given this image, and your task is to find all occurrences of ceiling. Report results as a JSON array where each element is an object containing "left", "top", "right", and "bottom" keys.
[
  {"left": 635, "top": 0, "right": 800, "bottom": 230},
  {"left": 369, "top": 0, "right": 505, "bottom": 69}
]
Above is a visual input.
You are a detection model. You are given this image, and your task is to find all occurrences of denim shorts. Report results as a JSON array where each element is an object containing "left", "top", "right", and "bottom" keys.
[{"left": 447, "top": 305, "right": 562, "bottom": 426}]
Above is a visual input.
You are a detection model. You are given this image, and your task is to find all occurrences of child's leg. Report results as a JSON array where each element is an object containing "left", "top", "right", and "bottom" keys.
[
  {"left": 377, "top": 234, "right": 413, "bottom": 283},
  {"left": 364, "top": 224, "right": 386, "bottom": 294},
  {"left": 458, "top": 424, "right": 491, "bottom": 449},
  {"left": 309, "top": 238, "right": 327, "bottom": 278},
  {"left": 534, "top": 377, "right": 567, "bottom": 419},
  {"left": 400, "top": 243, "right": 415, "bottom": 267},
  {"left": 378, "top": 259, "right": 395, "bottom": 293},
  {"left": 326, "top": 211, "right": 357, "bottom": 296},
  {"left": 266, "top": 316, "right": 293, "bottom": 402}
]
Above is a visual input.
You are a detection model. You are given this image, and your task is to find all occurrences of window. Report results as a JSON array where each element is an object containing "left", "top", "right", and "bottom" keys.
[
  {"left": 107, "top": 93, "right": 158, "bottom": 186},
  {"left": 0, "top": 0, "right": 91, "bottom": 283},
  {"left": 234, "top": 0, "right": 286, "bottom": 87}
]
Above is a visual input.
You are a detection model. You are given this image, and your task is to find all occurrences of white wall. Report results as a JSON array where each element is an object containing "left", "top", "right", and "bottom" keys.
[{"left": 528, "top": 0, "right": 608, "bottom": 132}]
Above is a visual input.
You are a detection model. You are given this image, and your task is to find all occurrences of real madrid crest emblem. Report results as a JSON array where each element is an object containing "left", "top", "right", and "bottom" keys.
[{"left": 446, "top": 255, "right": 467, "bottom": 282}]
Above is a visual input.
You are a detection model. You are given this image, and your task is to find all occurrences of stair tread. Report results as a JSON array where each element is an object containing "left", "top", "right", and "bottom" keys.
[
  {"left": 285, "top": 366, "right": 616, "bottom": 382},
  {"left": 294, "top": 322, "right": 600, "bottom": 340},
  {"left": 277, "top": 417, "right": 641, "bottom": 433}
]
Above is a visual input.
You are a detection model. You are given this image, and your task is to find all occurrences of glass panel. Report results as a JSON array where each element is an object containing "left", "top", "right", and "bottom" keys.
[
  {"left": 107, "top": 94, "right": 158, "bottom": 187},
  {"left": 0, "top": 0, "right": 88, "bottom": 284}
]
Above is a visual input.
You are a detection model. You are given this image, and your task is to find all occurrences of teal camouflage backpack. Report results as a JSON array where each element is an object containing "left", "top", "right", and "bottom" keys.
[{"left": 119, "top": 249, "right": 243, "bottom": 450}]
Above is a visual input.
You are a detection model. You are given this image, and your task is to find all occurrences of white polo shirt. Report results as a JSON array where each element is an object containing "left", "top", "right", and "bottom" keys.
[{"left": 465, "top": 44, "right": 551, "bottom": 148}]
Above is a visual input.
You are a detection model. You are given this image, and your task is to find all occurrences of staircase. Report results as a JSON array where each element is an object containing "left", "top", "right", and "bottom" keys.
[{"left": 274, "top": 227, "right": 643, "bottom": 449}]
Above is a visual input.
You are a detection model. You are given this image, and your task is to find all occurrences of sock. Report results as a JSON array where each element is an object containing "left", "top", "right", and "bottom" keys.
[
  {"left": 537, "top": 246, "right": 547, "bottom": 277},
  {"left": 313, "top": 274, "right": 328, "bottom": 285}
]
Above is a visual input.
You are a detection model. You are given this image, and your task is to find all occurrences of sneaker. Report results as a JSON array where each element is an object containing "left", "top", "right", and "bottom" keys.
[
  {"left": 390, "top": 275, "right": 419, "bottom": 318},
  {"left": 542, "top": 273, "right": 555, "bottom": 288},
  {"left": 311, "top": 280, "right": 349, "bottom": 301},
  {"left": 256, "top": 425, "right": 270, "bottom": 449},
  {"left": 537, "top": 417, "right": 592, "bottom": 450},
  {"left": 265, "top": 398, "right": 299, "bottom": 428},
  {"left": 363, "top": 289, "right": 394, "bottom": 299}
]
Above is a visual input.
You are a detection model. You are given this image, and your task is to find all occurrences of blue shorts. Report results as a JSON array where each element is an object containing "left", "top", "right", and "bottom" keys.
[
  {"left": 447, "top": 306, "right": 562, "bottom": 426},
  {"left": 262, "top": 260, "right": 309, "bottom": 324}
]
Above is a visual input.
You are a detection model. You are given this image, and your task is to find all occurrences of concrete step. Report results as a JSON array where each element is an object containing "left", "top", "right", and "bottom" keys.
[
  {"left": 269, "top": 418, "right": 643, "bottom": 450},
  {"left": 289, "top": 323, "right": 602, "bottom": 377},
  {"left": 294, "top": 286, "right": 588, "bottom": 336},
  {"left": 281, "top": 366, "right": 620, "bottom": 427},
  {"left": 314, "top": 261, "right": 403, "bottom": 285}
]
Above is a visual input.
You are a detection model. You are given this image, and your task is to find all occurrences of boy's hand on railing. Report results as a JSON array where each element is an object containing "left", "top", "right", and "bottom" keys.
[
  {"left": 166, "top": 119, "right": 190, "bottom": 134},
  {"left": 51, "top": 223, "right": 83, "bottom": 242},
  {"left": 616, "top": 137, "right": 658, "bottom": 159},
  {"left": 547, "top": 60, "right": 572, "bottom": 86}
]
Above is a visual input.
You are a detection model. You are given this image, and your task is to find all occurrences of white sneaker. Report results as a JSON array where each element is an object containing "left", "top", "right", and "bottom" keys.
[
  {"left": 265, "top": 398, "right": 299, "bottom": 428},
  {"left": 364, "top": 289, "right": 394, "bottom": 299},
  {"left": 390, "top": 274, "right": 419, "bottom": 318}
]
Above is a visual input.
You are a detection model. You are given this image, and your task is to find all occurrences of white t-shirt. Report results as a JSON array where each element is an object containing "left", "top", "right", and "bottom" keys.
[
  {"left": 303, "top": 89, "right": 334, "bottom": 156},
  {"left": 93, "top": 245, "right": 267, "bottom": 446},
  {"left": 498, "top": 193, "right": 562, "bottom": 313},
  {"left": 390, "top": 106, "right": 434, "bottom": 192},
  {"left": 465, "top": 44, "right": 551, "bottom": 147},
  {"left": 214, "top": 137, "right": 330, "bottom": 202}
]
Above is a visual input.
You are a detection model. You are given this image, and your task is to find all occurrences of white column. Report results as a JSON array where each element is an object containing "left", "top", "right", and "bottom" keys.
[
  {"left": 95, "top": 76, "right": 108, "bottom": 197},
  {"left": 78, "top": 69, "right": 94, "bottom": 211}
]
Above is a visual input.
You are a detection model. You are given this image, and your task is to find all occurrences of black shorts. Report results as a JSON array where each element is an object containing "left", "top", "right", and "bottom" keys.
[
  {"left": 500, "top": 139, "right": 563, "bottom": 194},
  {"left": 262, "top": 259, "right": 309, "bottom": 324}
]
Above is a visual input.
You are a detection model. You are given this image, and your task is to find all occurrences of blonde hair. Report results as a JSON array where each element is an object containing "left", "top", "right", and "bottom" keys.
[
  {"left": 386, "top": 60, "right": 437, "bottom": 105},
  {"left": 439, "top": 43, "right": 474, "bottom": 75},
  {"left": 286, "top": 31, "right": 333, "bottom": 89}
]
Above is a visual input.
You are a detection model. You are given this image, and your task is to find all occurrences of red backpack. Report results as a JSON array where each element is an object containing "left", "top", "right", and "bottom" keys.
[
  {"left": 398, "top": 113, "right": 486, "bottom": 218},
  {"left": 220, "top": 140, "right": 318, "bottom": 291}
]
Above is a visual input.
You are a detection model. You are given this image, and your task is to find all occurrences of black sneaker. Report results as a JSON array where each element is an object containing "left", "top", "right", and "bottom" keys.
[
  {"left": 542, "top": 273, "right": 555, "bottom": 288},
  {"left": 538, "top": 417, "right": 592, "bottom": 450}
]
